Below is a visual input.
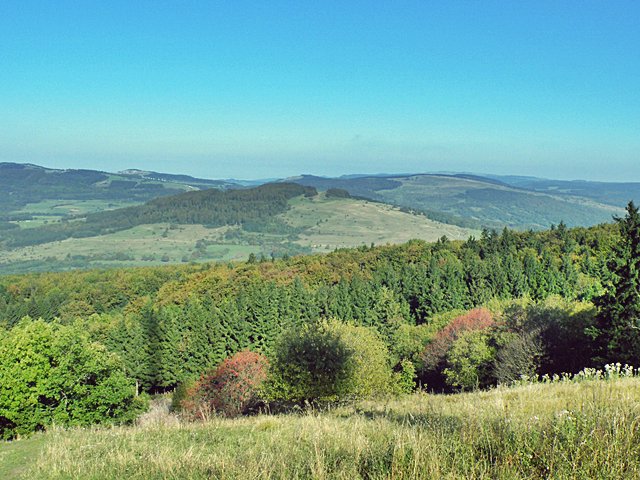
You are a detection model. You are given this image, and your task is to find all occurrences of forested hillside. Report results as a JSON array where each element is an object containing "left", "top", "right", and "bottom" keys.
[
  {"left": 0, "top": 163, "right": 217, "bottom": 215},
  {"left": 0, "top": 183, "right": 316, "bottom": 248},
  {"left": 0, "top": 163, "right": 240, "bottom": 238},
  {"left": 0, "top": 186, "right": 475, "bottom": 275},
  {"left": 0, "top": 218, "right": 619, "bottom": 389}
]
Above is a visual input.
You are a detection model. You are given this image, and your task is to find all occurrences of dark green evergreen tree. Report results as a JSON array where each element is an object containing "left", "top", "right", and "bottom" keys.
[{"left": 594, "top": 201, "right": 640, "bottom": 364}]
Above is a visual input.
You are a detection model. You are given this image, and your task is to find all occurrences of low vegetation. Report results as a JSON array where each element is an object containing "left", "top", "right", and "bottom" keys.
[{"left": 5, "top": 373, "right": 640, "bottom": 479}]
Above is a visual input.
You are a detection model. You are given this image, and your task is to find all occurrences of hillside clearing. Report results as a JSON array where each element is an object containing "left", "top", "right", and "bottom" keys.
[{"left": 283, "top": 194, "right": 475, "bottom": 250}]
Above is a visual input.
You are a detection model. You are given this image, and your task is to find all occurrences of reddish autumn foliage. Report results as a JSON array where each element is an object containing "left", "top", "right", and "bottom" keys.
[
  {"left": 181, "top": 351, "right": 269, "bottom": 419},
  {"left": 422, "top": 308, "right": 495, "bottom": 371}
]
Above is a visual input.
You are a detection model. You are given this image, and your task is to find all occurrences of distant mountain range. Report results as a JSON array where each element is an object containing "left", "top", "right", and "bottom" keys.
[{"left": 3, "top": 163, "right": 639, "bottom": 231}]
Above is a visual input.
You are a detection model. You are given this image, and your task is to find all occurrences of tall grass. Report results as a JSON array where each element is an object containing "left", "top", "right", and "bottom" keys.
[{"left": 18, "top": 376, "right": 640, "bottom": 479}]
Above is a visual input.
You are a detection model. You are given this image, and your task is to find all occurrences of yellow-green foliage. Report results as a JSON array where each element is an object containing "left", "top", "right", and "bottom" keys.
[
  {"left": 444, "top": 329, "right": 496, "bottom": 390},
  {"left": 0, "top": 319, "right": 145, "bottom": 439},
  {"left": 325, "top": 320, "right": 395, "bottom": 399},
  {"left": 8, "top": 377, "right": 640, "bottom": 479},
  {"left": 267, "top": 320, "right": 394, "bottom": 403}
]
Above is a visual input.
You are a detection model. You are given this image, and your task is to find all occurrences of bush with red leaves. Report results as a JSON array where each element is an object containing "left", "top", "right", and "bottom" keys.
[
  {"left": 422, "top": 308, "right": 495, "bottom": 372},
  {"left": 181, "top": 351, "right": 269, "bottom": 418}
]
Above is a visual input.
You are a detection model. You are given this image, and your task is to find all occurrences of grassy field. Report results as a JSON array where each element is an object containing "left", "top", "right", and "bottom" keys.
[
  {"left": 0, "top": 224, "right": 260, "bottom": 267},
  {"left": 0, "top": 195, "right": 476, "bottom": 273},
  {"left": 282, "top": 194, "right": 475, "bottom": 250},
  {"left": 3, "top": 377, "right": 639, "bottom": 479},
  {"left": 10, "top": 199, "right": 143, "bottom": 228}
]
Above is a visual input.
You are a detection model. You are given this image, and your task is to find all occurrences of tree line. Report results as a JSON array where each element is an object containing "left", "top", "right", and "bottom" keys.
[{"left": 0, "top": 214, "right": 623, "bottom": 389}]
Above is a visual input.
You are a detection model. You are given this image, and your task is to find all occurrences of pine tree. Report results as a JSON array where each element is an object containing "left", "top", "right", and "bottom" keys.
[{"left": 594, "top": 201, "right": 640, "bottom": 364}]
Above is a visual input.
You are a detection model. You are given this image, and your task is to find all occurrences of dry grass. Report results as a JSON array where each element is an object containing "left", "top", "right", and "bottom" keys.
[
  {"left": 283, "top": 195, "right": 475, "bottom": 251},
  {"left": 8, "top": 377, "right": 640, "bottom": 479}
]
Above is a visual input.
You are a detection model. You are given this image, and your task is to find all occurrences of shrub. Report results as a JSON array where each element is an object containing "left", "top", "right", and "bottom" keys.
[
  {"left": 390, "top": 323, "right": 434, "bottom": 370},
  {"left": 396, "top": 359, "right": 417, "bottom": 394},
  {"left": 267, "top": 321, "right": 352, "bottom": 403},
  {"left": 502, "top": 296, "right": 596, "bottom": 375},
  {"left": 181, "top": 351, "right": 269, "bottom": 418},
  {"left": 422, "top": 308, "right": 495, "bottom": 373},
  {"left": 170, "top": 377, "right": 197, "bottom": 413},
  {"left": 267, "top": 319, "right": 394, "bottom": 403},
  {"left": 444, "top": 329, "right": 496, "bottom": 390},
  {"left": 326, "top": 320, "right": 395, "bottom": 399},
  {"left": 493, "top": 330, "right": 542, "bottom": 384},
  {"left": 0, "top": 319, "right": 145, "bottom": 439}
]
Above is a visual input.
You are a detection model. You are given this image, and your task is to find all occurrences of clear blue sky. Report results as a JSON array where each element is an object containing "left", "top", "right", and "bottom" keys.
[{"left": 1, "top": 1, "right": 638, "bottom": 180}]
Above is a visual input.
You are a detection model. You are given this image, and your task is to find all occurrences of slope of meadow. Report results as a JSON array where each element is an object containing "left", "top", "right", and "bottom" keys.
[
  {"left": 289, "top": 174, "right": 623, "bottom": 230},
  {"left": 0, "top": 194, "right": 475, "bottom": 274},
  {"left": 4, "top": 377, "right": 639, "bottom": 479},
  {"left": 282, "top": 194, "right": 474, "bottom": 250}
]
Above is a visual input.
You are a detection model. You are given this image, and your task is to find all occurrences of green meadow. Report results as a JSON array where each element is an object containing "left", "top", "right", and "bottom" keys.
[
  {"left": 3, "top": 377, "right": 639, "bottom": 479},
  {"left": 0, "top": 195, "right": 476, "bottom": 273}
]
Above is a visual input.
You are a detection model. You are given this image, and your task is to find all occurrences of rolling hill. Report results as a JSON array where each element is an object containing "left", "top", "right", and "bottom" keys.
[
  {"left": 2, "top": 162, "right": 638, "bottom": 274},
  {"left": 0, "top": 185, "right": 475, "bottom": 274},
  {"left": 286, "top": 173, "right": 625, "bottom": 229},
  {"left": 3, "top": 163, "right": 637, "bottom": 234},
  {"left": 0, "top": 163, "right": 239, "bottom": 228},
  {"left": 485, "top": 174, "right": 640, "bottom": 207}
]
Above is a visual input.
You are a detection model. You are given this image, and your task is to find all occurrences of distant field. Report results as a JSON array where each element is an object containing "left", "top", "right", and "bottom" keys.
[
  {"left": 10, "top": 199, "right": 142, "bottom": 228},
  {"left": 4, "top": 378, "right": 640, "bottom": 479},
  {"left": 0, "top": 195, "right": 476, "bottom": 273},
  {"left": 283, "top": 194, "right": 475, "bottom": 251},
  {"left": 15, "top": 198, "right": 141, "bottom": 216},
  {"left": 0, "top": 224, "right": 261, "bottom": 268}
]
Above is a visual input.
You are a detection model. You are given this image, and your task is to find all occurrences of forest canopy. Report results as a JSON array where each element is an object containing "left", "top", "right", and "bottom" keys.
[{"left": 1, "top": 212, "right": 638, "bottom": 437}]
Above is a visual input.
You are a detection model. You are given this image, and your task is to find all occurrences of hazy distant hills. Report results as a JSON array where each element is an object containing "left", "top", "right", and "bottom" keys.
[
  {"left": 0, "top": 163, "right": 239, "bottom": 217},
  {"left": 2, "top": 163, "right": 638, "bottom": 233},
  {"left": 285, "top": 173, "right": 628, "bottom": 230},
  {"left": 484, "top": 174, "right": 640, "bottom": 208},
  {"left": 118, "top": 168, "right": 239, "bottom": 189},
  {"left": 1, "top": 162, "right": 639, "bottom": 275}
]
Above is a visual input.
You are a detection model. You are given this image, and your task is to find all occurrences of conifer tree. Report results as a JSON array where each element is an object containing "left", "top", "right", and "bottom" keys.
[{"left": 594, "top": 201, "right": 640, "bottom": 364}]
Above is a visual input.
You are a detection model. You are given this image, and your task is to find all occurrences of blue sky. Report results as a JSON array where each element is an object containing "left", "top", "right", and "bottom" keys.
[{"left": 0, "top": 1, "right": 638, "bottom": 180}]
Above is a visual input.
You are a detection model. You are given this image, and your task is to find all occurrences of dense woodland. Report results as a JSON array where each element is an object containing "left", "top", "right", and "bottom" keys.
[{"left": 2, "top": 202, "right": 640, "bottom": 439}]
